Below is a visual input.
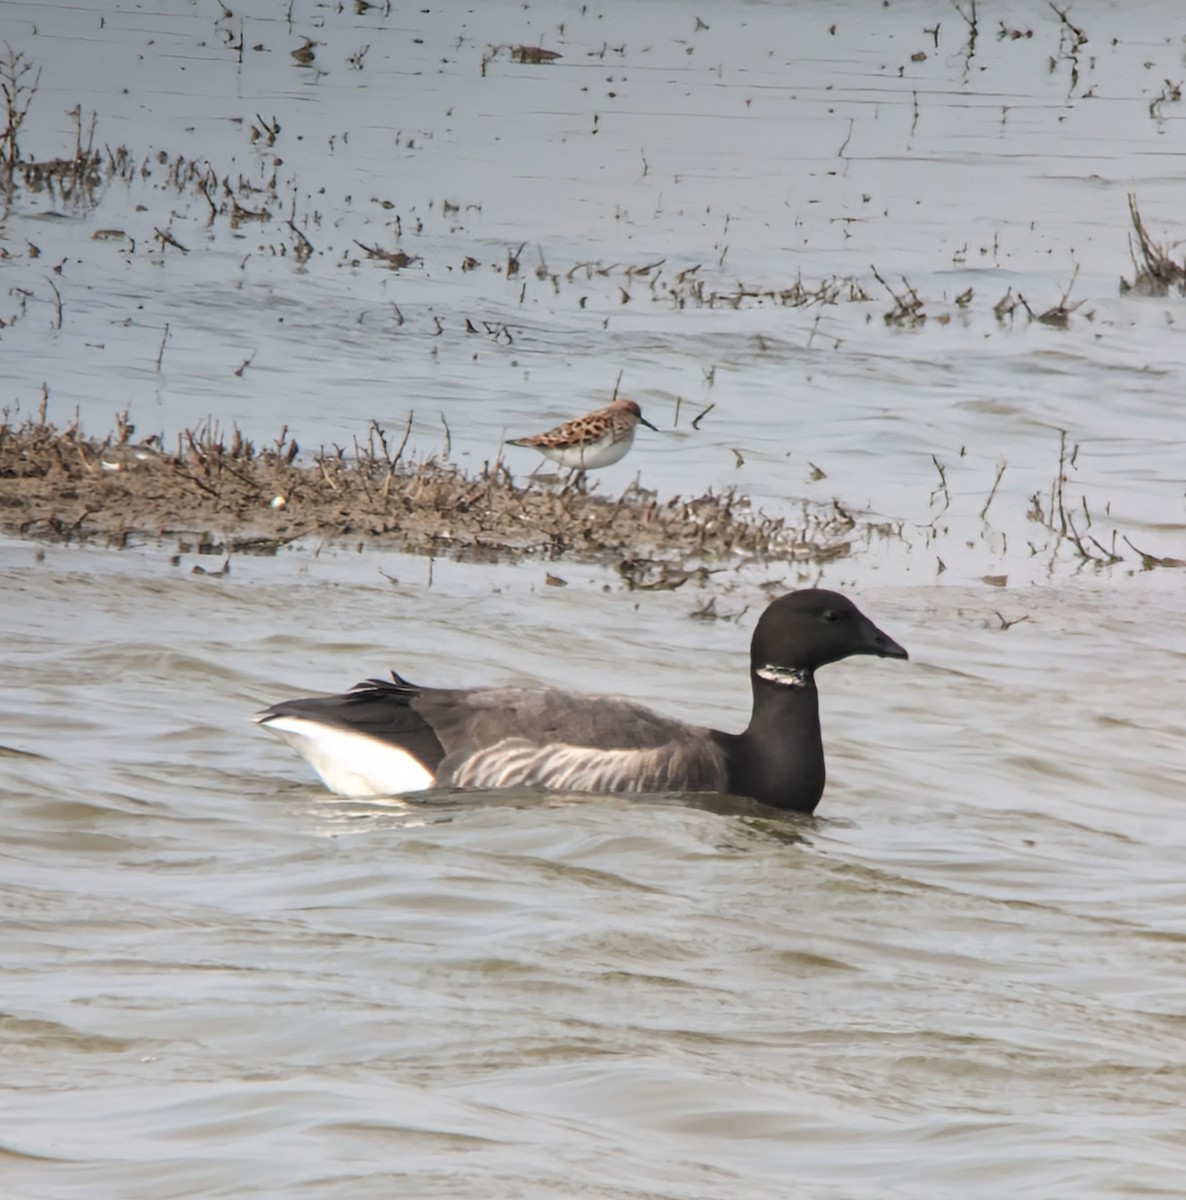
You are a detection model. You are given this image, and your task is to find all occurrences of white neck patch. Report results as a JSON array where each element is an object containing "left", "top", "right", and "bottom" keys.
[{"left": 756, "top": 664, "right": 810, "bottom": 688}]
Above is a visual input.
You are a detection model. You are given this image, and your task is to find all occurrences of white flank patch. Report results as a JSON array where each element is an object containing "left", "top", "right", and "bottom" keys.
[{"left": 256, "top": 714, "right": 435, "bottom": 797}]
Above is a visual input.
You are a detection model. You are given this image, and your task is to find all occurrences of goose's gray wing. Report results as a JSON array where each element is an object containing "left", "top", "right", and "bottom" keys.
[{"left": 412, "top": 686, "right": 730, "bottom": 795}]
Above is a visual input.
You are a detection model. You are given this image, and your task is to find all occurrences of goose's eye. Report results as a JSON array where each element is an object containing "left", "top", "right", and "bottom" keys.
[{"left": 822, "top": 609, "right": 840, "bottom": 623}]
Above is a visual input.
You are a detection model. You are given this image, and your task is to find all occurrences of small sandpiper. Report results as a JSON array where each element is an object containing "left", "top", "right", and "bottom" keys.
[{"left": 507, "top": 397, "right": 657, "bottom": 472}]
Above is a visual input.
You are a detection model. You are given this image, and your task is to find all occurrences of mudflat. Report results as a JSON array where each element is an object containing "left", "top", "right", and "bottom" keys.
[{"left": 0, "top": 411, "right": 860, "bottom": 571}]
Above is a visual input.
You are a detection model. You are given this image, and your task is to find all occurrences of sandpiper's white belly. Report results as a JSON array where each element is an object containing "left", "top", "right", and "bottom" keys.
[{"left": 544, "top": 429, "right": 634, "bottom": 470}]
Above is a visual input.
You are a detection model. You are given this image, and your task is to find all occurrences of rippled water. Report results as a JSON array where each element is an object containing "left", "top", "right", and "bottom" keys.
[
  {"left": 3, "top": 1, "right": 1186, "bottom": 1197},
  {"left": 4, "top": 542, "right": 1185, "bottom": 1198}
]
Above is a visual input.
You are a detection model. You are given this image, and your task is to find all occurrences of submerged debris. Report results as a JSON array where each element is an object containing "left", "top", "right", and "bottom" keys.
[
  {"left": 509, "top": 45, "right": 562, "bottom": 65},
  {"left": 0, "top": 413, "right": 861, "bottom": 568}
]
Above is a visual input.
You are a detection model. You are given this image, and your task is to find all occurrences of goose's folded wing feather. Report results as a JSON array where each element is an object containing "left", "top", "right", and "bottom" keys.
[{"left": 414, "top": 686, "right": 730, "bottom": 794}]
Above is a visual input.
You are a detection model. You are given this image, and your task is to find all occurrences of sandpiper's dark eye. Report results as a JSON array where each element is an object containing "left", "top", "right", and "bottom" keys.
[{"left": 822, "top": 609, "right": 840, "bottom": 622}]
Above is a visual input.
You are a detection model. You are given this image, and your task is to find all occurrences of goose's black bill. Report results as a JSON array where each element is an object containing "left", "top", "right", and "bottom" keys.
[{"left": 859, "top": 615, "right": 908, "bottom": 660}]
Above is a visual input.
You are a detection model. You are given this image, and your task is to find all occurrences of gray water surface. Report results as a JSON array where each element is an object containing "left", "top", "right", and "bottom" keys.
[
  {"left": 3, "top": 1, "right": 1186, "bottom": 1196},
  {"left": 3, "top": 542, "right": 1184, "bottom": 1199}
]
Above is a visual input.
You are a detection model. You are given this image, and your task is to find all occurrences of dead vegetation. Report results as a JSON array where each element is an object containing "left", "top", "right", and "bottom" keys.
[
  {"left": 993, "top": 264, "right": 1087, "bottom": 327},
  {"left": 0, "top": 42, "right": 39, "bottom": 171},
  {"left": 0, "top": 41, "right": 1156, "bottom": 331},
  {"left": 1022, "top": 430, "right": 1182, "bottom": 573},
  {"left": 1122, "top": 194, "right": 1186, "bottom": 296},
  {"left": 1048, "top": 3, "right": 1089, "bottom": 95},
  {"left": 872, "top": 266, "right": 926, "bottom": 327},
  {"left": 922, "top": 430, "right": 1133, "bottom": 575},
  {"left": 918, "top": 434, "right": 1180, "bottom": 579},
  {"left": 0, "top": 408, "right": 864, "bottom": 572},
  {"left": 0, "top": 46, "right": 885, "bottom": 315},
  {"left": 1026, "top": 430, "right": 1120, "bottom": 566},
  {"left": 16, "top": 104, "right": 106, "bottom": 207},
  {"left": 481, "top": 44, "right": 563, "bottom": 75},
  {"left": 1, "top": 43, "right": 109, "bottom": 209}
]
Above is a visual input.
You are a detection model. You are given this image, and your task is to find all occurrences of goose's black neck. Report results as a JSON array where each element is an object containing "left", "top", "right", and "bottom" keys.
[{"left": 712, "top": 670, "right": 826, "bottom": 813}]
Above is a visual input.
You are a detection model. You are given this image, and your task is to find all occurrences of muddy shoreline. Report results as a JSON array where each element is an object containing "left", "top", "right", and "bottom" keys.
[{"left": 0, "top": 413, "right": 869, "bottom": 577}]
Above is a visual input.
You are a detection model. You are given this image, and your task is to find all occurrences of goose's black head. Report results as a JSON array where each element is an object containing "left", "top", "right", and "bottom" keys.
[{"left": 750, "top": 589, "right": 908, "bottom": 681}]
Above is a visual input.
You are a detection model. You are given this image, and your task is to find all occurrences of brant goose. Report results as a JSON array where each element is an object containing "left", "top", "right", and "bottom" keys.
[
  {"left": 507, "top": 397, "right": 657, "bottom": 472},
  {"left": 254, "top": 588, "right": 907, "bottom": 812}
]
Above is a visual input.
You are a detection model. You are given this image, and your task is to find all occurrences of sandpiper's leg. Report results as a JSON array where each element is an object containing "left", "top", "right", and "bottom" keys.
[{"left": 558, "top": 466, "right": 587, "bottom": 496}]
